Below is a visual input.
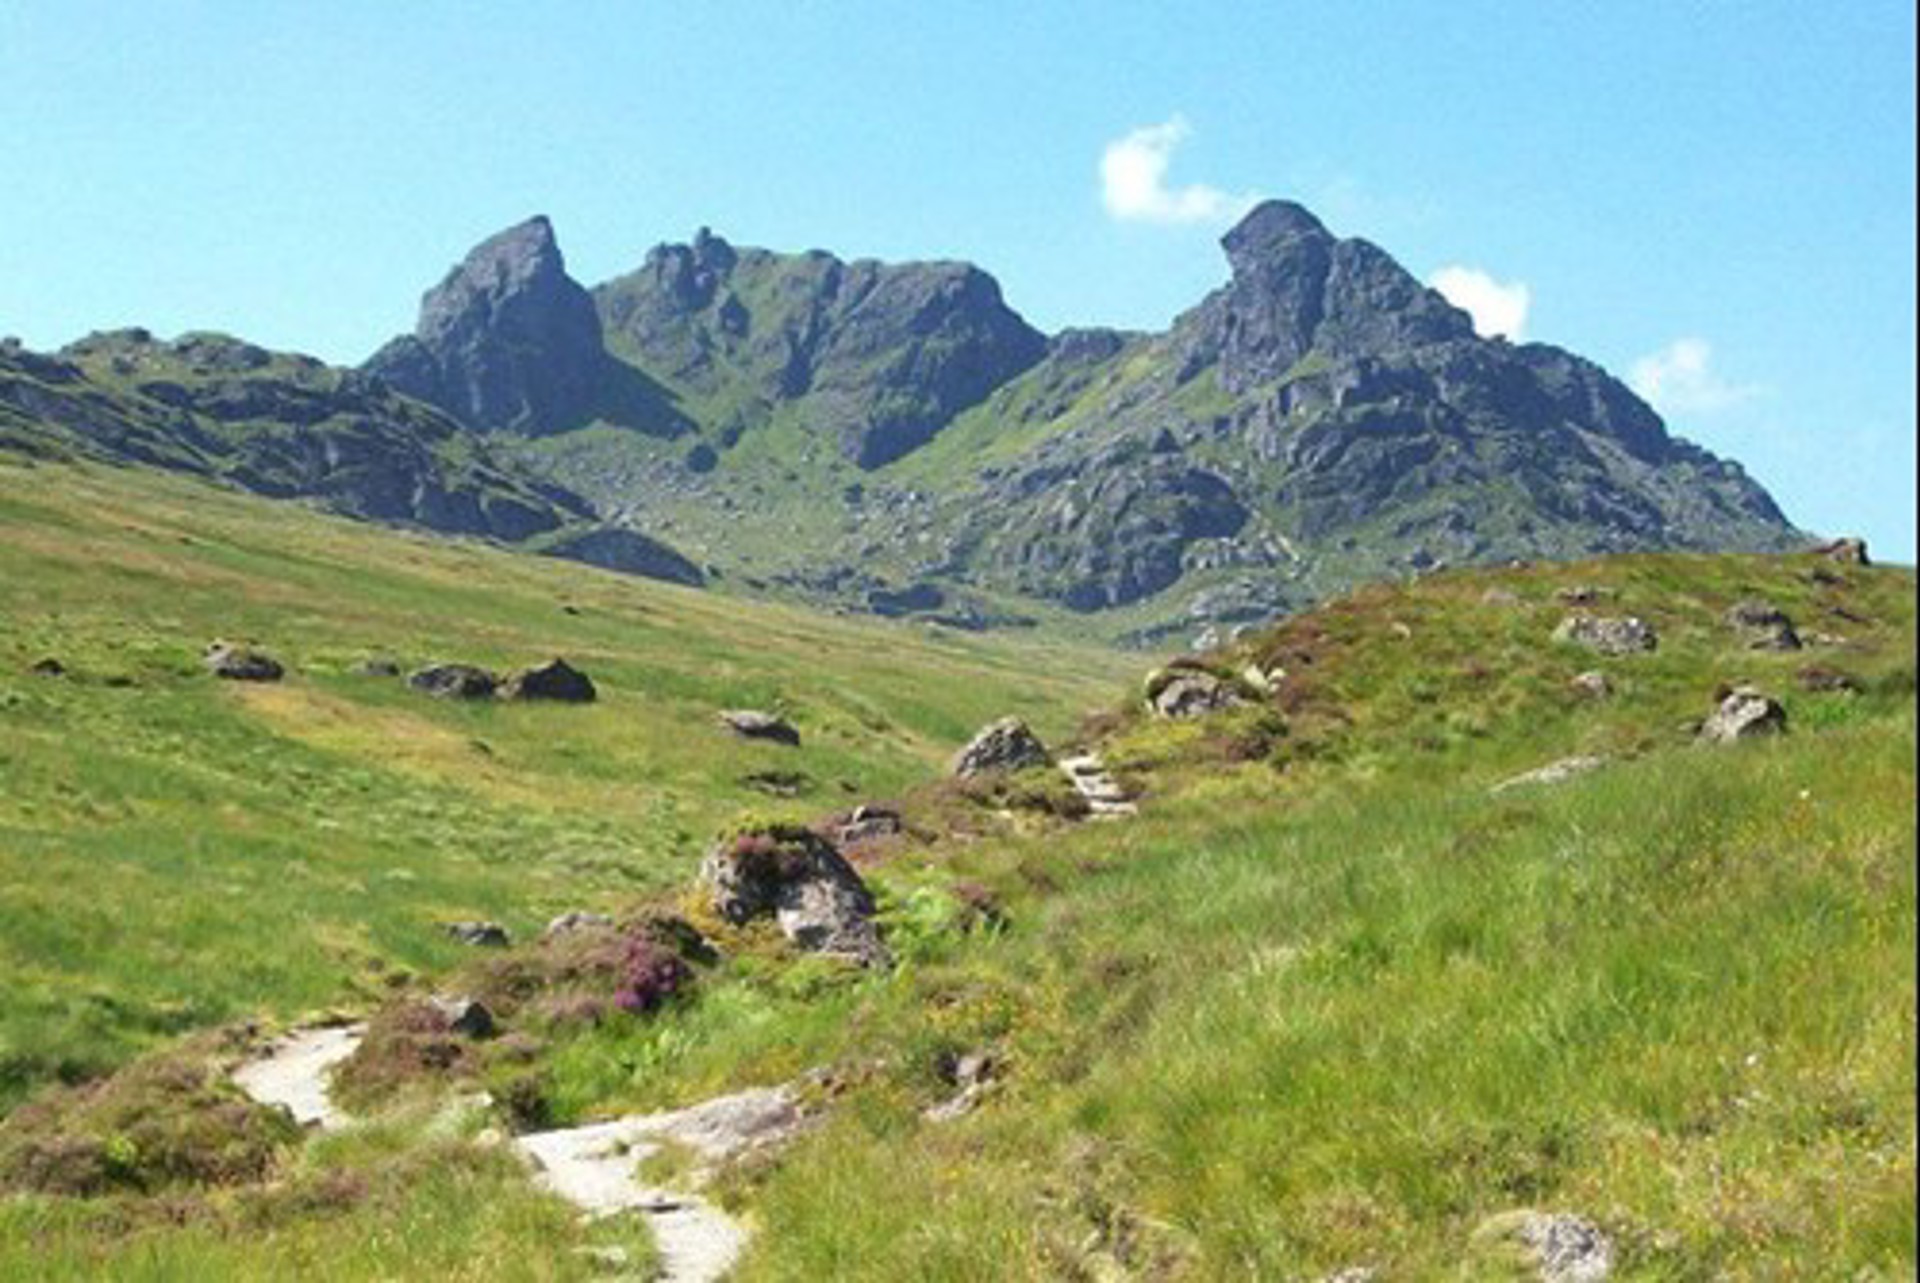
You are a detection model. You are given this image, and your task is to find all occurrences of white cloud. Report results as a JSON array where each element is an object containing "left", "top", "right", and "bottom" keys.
[
  {"left": 1100, "top": 116, "right": 1253, "bottom": 226},
  {"left": 1429, "top": 265, "right": 1531, "bottom": 340},
  {"left": 1629, "top": 337, "right": 1761, "bottom": 415}
]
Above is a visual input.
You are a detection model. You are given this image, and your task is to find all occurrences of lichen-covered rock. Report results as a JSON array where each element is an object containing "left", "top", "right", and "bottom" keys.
[
  {"left": 1568, "top": 670, "right": 1613, "bottom": 700},
  {"left": 501, "top": 657, "right": 597, "bottom": 702},
  {"left": 1552, "top": 614, "right": 1657, "bottom": 655},
  {"left": 1699, "top": 685, "right": 1787, "bottom": 743},
  {"left": 1723, "top": 599, "right": 1801, "bottom": 651},
  {"left": 1470, "top": 1209, "right": 1614, "bottom": 1281},
  {"left": 719, "top": 709, "right": 800, "bottom": 746},
  {"left": 1144, "top": 668, "right": 1246, "bottom": 718},
  {"left": 1795, "top": 665, "right": 1861, "bottom": 694},
  {"left": 443, "top": 920, "right": 510, "bottom": 948},
  {"left": 952, "top": 717, "right": 1051, "bottom": 776},
  {"left": 1491, "top": 755, "right": 1609, "bottom": 794},
  {"left": 698, "top": 826, "right": 886, "bottom": 965},
  {"left": 204, "top": 642, "right": 284, "bottom": 681},
  {"left": 408, "top": 664, "right": 498, "bottom": 699}
]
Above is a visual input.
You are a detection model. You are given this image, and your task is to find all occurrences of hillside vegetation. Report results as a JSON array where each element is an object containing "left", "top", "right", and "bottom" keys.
[
  {"left": 0, "top": 456, "right": 1909, "bottom": 1279},
  {"left": 0, "top": 455, "right": 1126, "bottom": 1112}
]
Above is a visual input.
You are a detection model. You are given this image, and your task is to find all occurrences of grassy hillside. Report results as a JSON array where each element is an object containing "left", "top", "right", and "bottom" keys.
[
  {"left": 0, "top": 455, "right": 1129, "bottom": 1113},
  {"left": 0, "top": 458, "right": 1910, "bottom": 1279}
]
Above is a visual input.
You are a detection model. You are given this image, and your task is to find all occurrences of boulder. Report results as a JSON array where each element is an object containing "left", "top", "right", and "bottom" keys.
[
  {"left": 426, "top": 995, "right": 496, "bottom": 1039},
  {"left": 1698, "top": 685, "right": 1787, "bottom": 743},
  {"left": 353, "top": 657, "right": 402, "bottom": 677},
  {"left": 719, "top": 709, "right": 800, "bottom": 746},
  {"left": 1568, "top": 671, "right": 1613, "bottom": 700},
  {"left": 501, "top": 657, "right": 596, "bottom": 702},
  {"left": 542, "top": 910, "right": 615, "bottom": 939},
  {"left": 408, "top": 664, "right": 498, "bottom": 699},
  {"left": 698, "top": 825, "right": 887, "bottom": 965},
  {"left": 1552, "top": 614, "right": 1657, "bottom": 655},
  {"left": 1554, "top": 584, "right": 1615, "bottom": 606},
  {"left": 28, "top": 657, "right": 64, "bottom": 677},
  {"left": 1470, "top": 1209, "right": 1614, "bottom": 1281},
  {"left": 1795, "top": 665, "right": 1861, "bottom": 694},
  {"left": 836, "top": 803, "right": 903, "bottom": 846},
  {"left": 952, "top": 717, "right": 1051, "bottom": 777},
  {"left": 1145, "top": 668, "right": 1245, "bottom": 718},
  {"left": 1723, "top": 600, "right": 1800, "bottom": 651},
  {"left": 1813, "top": 536, "right": 1869, "bottom": 565},
  {"left": 204, "top": 642, "right": 285, "bottom": 681},
  {"left": 443, "top": 920, "right": 510, "bottom": 948},
  {"left": 1491, "top": 755, "right": 1608, "bottom": 795}
]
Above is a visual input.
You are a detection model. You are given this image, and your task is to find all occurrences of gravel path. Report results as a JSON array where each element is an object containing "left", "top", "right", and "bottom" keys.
[
  {"left": 231, "top": 1023, "right": 366, "bottom": 1129},
  {"left": 515, "top": 1088, "right": 798, "bottom": 1282},
  {"left": 232, "top": 1024, "right": 793, "bottom": 1282}
]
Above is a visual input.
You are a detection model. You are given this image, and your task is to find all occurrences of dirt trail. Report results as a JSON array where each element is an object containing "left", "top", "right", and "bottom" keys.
[
  {"left": 232, "top": 1025, "right": 793, "bottom": 1282},
  {"left": 231, "top": 1023, "right": 366, "bottom": 1129},
  {"left": 515, "top": 1087, "right": 799, "bottom": 1283},
  {"left": 1061, "top": 751, "right": 1136, "bottom": 818}
]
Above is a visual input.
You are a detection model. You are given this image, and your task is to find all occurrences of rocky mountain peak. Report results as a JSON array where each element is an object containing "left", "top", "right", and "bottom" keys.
[
  {"left": 1220, "top": 200, "right": 1332, "bottom": 275},
  {"left": 363, "top": 216, "right": 607, "bottom": 435}
]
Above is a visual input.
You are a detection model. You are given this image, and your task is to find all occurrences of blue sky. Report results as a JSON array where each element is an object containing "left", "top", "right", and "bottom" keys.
[{"left": 3, "top": 2, "right": 1913, "bottom": 558}]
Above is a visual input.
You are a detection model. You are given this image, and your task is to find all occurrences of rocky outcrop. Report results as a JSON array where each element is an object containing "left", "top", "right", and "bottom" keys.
[
  {"left": 1699, "top": 685, "right": 1787, "bottom": 743},
  {"left": 1724, "top": 600, "right": 1801, "bottom": 651},
  {"left": 718, "top": 710, "right": 800, "bottom": 746},
  {"left": 952, "top": 717, "right": 1051, "bottom": 776},
  {"left": 698, "top": 826, "right": 886, "bottom": 965},
  {"left": 364, "top": 217, "right": 608, "bottom": 435},
  {"left": 1553, "top": 614, "right": 1658, "bottom": 655},
  {"left": 409, "top": 664, "right": 499, "bottom": 699},
  {"left": 539, "top": 527, "right": 705, "bottom": 587},
  {"left": 594, "top": 230, "right": 1048, "bottom": 469},
  {"left": 1470, "top": 1209, "right": 1614, "bottom": 1281},
  {"left": 1491, "top": 755, "right": 1609, "bottom": 794},
  {"left": 1144, "top": 667, "right": 1245, "bottom": 718},
  {"left": 500, "top": 658, "right": 597, "bottom": 702},
  {"left": 443, "top": 920, "right": 510, "bottom": 948},
  {"left": 204, "top": 642, "right": 284, "bottom": 681}
]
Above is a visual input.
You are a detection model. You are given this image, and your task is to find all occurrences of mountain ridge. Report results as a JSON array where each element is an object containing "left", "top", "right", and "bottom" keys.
[{"left": 3, "top": 198, "right": 1804, "bottom": 644}]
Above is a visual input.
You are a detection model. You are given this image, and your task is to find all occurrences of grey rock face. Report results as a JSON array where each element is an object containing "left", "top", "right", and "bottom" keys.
[
  {"left": 204, "top": 642, "right": 284, "bottom": 681},
  {"left": 539, "top": 527, "right": 705, "bottom": 587},
  {"left": 718, "top": 709, "right": 801, "bottom": 746},
  {"left": 365, "top": 217, "right": 607, "bottom": 435},
  {"left": 698, "top": 826, "right": 886, "bottom": 965},
  {"left": 409, "top": 663, "right": 499, "bottom": 699},
  {"left": 1699, "top": 685, "right": 1787, "bottom": 743},
  {"left": 1724, "top": 599, "right": 1801, "bottom": 651},
  {"left": 1553, "top": 614, "right": 1658, "bottom": 655},
  {"left": 952, "top": 717, "right": 1051, "bottom": 777},
  {"left": 501, "top": 657, "right": 597, "bottom": 703}
]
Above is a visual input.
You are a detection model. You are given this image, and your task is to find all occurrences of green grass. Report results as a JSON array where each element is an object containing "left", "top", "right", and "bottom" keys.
[
  {"left": 0, "top": 450, "right": 1910, "bottom": 1278},
  {"left": 0, "top": 455, "right": 1128, "bottom": 1111}
]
